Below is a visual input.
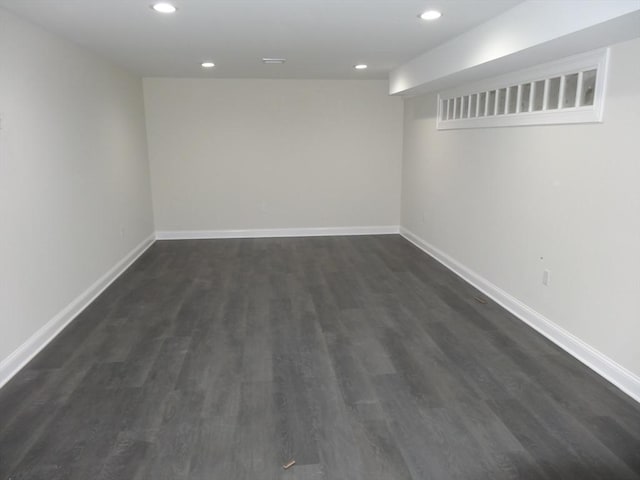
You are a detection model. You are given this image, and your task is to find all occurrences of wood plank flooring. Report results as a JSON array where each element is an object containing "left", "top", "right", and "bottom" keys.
[{"left": 1, "top": 235, "right": 639, "bottom": 479}]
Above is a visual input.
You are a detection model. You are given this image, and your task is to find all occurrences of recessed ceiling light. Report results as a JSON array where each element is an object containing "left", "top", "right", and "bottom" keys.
[
  {"left": 201, "top": 62, "right": 215, "bottom": 68},
  {"left": 354, "top": 64, "right": 368, "bottom": 70},
  {"left": 151, "top": 3, "right": 177, "bottom": 13},
  {"left": 262, "top": 58, "right": 286, "bottom": 64},
  {"left": 419, "top": 10, "right": 442, "bottom": 20}
]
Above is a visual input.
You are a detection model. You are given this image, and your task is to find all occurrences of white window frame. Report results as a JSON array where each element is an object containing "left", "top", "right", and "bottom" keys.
[{"left": 436, "top": 48, "right": 609, "bottom": 130}]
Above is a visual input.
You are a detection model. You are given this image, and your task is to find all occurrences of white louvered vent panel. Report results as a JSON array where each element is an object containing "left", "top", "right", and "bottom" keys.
[{"left": 437, "top": 49, "right": 609, "bottom": 130}]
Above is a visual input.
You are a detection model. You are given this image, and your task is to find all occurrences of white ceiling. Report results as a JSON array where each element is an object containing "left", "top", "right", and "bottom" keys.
[{"left": 0, "top": 0, "right": 523, "bottom": 78}]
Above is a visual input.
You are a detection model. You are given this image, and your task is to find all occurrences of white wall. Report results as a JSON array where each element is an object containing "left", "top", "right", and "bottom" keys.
[
  {"left": 0, "top": 9, "right": 154, "bottom": 373},
  {"left": 144, "top": 78, "right": 403, "bottom": 233},
  {"left": 401, "top": 38, "right": 640, "bottom": 383}
]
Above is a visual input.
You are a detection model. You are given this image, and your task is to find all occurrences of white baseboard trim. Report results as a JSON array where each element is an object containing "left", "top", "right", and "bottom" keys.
[
  {"left": 0, "top": 233, "right": 156, "bottom": 390},
  {"left": 400, "top": 226, "right": 640, "bottom": 404},
  {"left": 156, "top": 225, "right": 400, "bottom": 240}
]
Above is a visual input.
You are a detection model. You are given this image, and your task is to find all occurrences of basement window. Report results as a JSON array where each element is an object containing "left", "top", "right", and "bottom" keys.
[{"left": 437, "top": 49, "right": 609, "bottom": 130}]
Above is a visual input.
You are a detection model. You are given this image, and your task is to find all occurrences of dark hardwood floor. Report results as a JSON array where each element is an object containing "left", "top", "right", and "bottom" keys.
[{"left": 1, "top": 235, "right": 639, "bottom": 479}]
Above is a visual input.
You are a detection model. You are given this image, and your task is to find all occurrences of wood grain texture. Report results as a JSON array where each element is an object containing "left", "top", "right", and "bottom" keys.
[{"left": 1, "top": 235, "right": 639, "bottom": 479}]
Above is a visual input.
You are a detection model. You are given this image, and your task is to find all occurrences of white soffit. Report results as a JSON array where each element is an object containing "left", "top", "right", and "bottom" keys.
[{"left": 389, "top": 0, "right": 640, "bottom": 96}]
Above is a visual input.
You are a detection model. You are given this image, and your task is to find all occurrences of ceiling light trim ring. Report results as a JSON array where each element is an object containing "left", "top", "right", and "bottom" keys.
[{"left": 151, "top": 3, "right": 177, "bottom": 14}]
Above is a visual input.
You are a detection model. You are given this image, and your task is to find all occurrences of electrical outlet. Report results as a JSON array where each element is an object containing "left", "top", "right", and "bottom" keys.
[{"left": 542, "top": 269, "right": 551, "bottom": 286}]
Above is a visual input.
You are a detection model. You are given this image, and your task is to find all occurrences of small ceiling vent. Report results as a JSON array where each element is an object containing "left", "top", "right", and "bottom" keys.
[{"left": 262, "top": 58, "right": 286, "bottom": 64}]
